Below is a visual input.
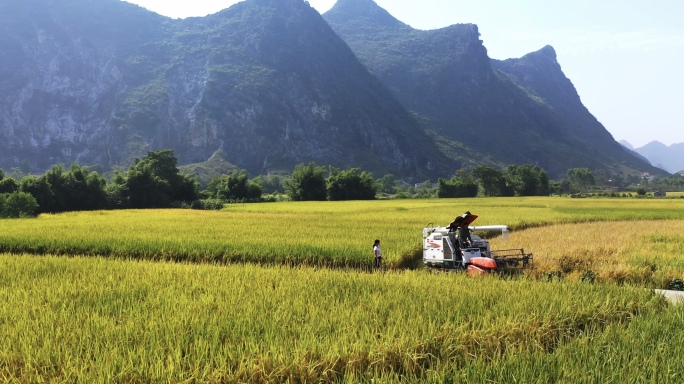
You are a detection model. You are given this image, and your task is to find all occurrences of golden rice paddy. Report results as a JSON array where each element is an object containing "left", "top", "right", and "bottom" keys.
[{"left": 1, "top": 197, "right": 683, "bottom": 382}]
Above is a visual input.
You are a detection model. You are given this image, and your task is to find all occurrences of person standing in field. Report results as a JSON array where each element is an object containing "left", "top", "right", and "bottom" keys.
[{"left": 373, "top": 239, "right": 382, "bottom": 269}]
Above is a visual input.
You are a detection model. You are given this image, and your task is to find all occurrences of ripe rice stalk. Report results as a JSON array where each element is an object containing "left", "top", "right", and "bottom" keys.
[{"left": 0, "top": 254, "right": 669, "bottom": 383}]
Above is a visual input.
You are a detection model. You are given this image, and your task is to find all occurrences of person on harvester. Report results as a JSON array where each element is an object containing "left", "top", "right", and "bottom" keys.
[
  {"left": 458, "top": 225, "right": 472, "bottom": 248},
  {"left": 448, "top": 211, "right": 474, "bottom": 248}
]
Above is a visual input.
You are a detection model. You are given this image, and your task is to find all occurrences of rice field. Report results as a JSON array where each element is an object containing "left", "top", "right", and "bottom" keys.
[
  {"left": 0, "top": 197, "right": 682, "bottom": 284},
  {"left": 1, "top": 197, "right": 683, "bottom": 382},
  {"left": 487, "top": 220, "right": 684, "bottom": 286},
  {"left": 0, "top": 254, "right": 672, "bottom": 383}
]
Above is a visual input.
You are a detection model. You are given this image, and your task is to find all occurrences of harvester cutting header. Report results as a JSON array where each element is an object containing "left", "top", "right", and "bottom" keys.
[{"left": 423, "top": 212, "right": 532, "bottom": 275}]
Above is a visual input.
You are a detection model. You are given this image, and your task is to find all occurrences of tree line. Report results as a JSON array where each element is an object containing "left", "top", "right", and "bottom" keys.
[
  {"left": 1, "top": 150, "right": 198, "bottom": 217},
  {"left": 2, "top": 149, "right": 673, "bottom": 219},
  {"left": 0, "top": 152, "right": 378, "bottom": 217},
  {"left": 436, "top": 165, "right": 550, "bottom": 198}
]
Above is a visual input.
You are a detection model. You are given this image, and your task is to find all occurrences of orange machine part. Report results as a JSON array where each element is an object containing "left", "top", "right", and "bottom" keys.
[
  {"left": 467, "top": 265, "right": 488, "bottom": 277},
  {"left": 470, "top": 257, "right": 497, "bottom": 270}
]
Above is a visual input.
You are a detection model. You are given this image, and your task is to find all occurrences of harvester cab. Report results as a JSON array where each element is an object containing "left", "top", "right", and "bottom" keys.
[{"left": 423, "top": 212, "right": 532, "bottom": 275}]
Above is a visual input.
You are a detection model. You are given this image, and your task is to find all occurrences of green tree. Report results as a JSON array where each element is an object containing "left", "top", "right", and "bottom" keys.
[
  {"left": 285, "top": 163, "right": 327, "bottom": 201},
  {"left": 652, "top": 174, "right": 684, "bottom": 190},
  {"left": 207, "top": 170, "right": 262, "bottom": 201},
  {"left": 34, "top": 164, "right": 109, "bottom": 212},
  {"left": 63, "top": 164, "right": 108, "bottom": 211},
  {"left": 1, "top": 192, "right": 39, "bottom": 218},
  {"left": 253, "top": 174, "right": 285, "bottom": 194},
  {"left": 549, "top": 179, "right": 572, "bottom": 195},
  {"left": 505, "top": 165, "right": 549, "bottom": 196},
  {"left": 124, "top": 167, "right": 174, "bottom": 208},
  {"left": 106, "top": 171, "right": 128, "bottom": 209},
  {"left": 42, "top": 165, "right": 70, "bottom": 212},
  {"left": 327, "top": 168, "right": 377, "bottom": 201},
  {"left": 567, "top": 168, "right": 595, "bottom": 192},
  {"left": 0, "top": 178, "right": 19, "bottom": 194},
  {"left": 20, "top": 176, "right": 54, "bottom": 214},
  {"left": 437, "top": 177, "right": 479, "bottom": 198},
  {"left": 414, "top": 180, "right": 436, "bottom": 199},
  {"left": 473, "top": 166, "right": 506, "bottom": 197},
  {"left": 120, "top": 150, "right": 199, "bottom": 208},
  {"left": 82, "top": 168, "right": 109, "bottom": 211},
  {"left": 377, "top": 174, "right": 397, "bottom": 194}
]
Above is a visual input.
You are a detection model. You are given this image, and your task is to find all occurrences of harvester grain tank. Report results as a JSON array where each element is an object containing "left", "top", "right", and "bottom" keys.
[{"left": 423, "top": 212, "right": 532, "bottom": 275}]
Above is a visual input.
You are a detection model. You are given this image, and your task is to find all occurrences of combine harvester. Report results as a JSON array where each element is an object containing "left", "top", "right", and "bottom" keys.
[{"left": 423, "top": 212, "right": 532, "bottom": 276}]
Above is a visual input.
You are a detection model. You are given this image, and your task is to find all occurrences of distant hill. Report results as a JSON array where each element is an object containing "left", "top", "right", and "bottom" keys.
[
  {"left": 624, "top": 141, "right": 684, "bottom": 174},
  {"left": 0, "top": 0, "right": 663, "bottom": 179},
  {"left": 617, "top": 141, "right": 653, "bottom": 167},
  {"left": 619, "top": 140, "right": 634, "bottom": 150},
  {"left": 324, "top": 0, "right": 662, "bottom": 177}
]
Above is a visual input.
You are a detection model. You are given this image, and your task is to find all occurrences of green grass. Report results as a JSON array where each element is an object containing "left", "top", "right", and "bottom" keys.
[{"left": 0, "top": 254, "right": 669, "bottom": 383}]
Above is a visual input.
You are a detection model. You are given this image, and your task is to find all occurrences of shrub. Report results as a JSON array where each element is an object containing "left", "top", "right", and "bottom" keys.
[
  {"left": 191, "top": 199, "right": 226, "bottom": 211},
  {"left": 1, "top": 192, "right": 39, "bottom": 218}
]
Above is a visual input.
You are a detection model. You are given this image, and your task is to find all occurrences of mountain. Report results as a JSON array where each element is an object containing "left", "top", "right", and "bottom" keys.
[
  {"left": 324, "top": 0, "right": 662, "bottom": 177},
  {"left": 618, "top": 141, "right": 653, "bottom": 167},
  {"left": 0, "top": 0, "right": 167, "bottom": 170},
  {"left": 0, "top": 0, "right": 663, "bottom": 179},
  {"left": 619, "top": 140, "right": 634, "bottom": 150},
  {"left": 631, "top": 141, "right": 684, "bottom": 174},
  {"left": 0, "top": 0, "right": 445, "bottom": 178}
]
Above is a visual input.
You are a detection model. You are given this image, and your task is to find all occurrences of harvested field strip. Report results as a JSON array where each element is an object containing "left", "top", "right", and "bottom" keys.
[{"left": 488, "top": 219, "right": 684, "bottom": 286}]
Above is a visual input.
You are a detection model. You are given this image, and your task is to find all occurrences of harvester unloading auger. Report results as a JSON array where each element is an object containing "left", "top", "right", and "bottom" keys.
[{"left": 423, "top": 212, "right": 532, "bottom": 275}]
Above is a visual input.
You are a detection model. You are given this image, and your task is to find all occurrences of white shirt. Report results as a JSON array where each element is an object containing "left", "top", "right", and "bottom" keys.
[{"left": 374, "top": 245, "right": 382, "bottom": 258}]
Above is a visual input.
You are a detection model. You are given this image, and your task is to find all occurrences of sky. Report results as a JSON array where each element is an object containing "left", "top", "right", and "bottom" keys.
[{"left": 124, "top": 0, "right": 684, "bottom": 148}]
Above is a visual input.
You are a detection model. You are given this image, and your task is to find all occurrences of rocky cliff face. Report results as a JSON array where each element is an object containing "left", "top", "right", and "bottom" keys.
[
  {"left": 0, "top": 0, "right": 166, "bottom": 170},
  {"left": 491, "top": 46, "right": 640, "bottom": 171},
  {"left": 325, "top": 0, "right": 662, "bottom": 177},
  {"left": 0, "top": 0, "right": 444, "bottom": 177}
]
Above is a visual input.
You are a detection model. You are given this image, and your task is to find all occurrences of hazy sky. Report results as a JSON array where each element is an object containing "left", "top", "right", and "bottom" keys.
[{"left": 125, "top": 0, "right": 684, "bottom": 147}]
